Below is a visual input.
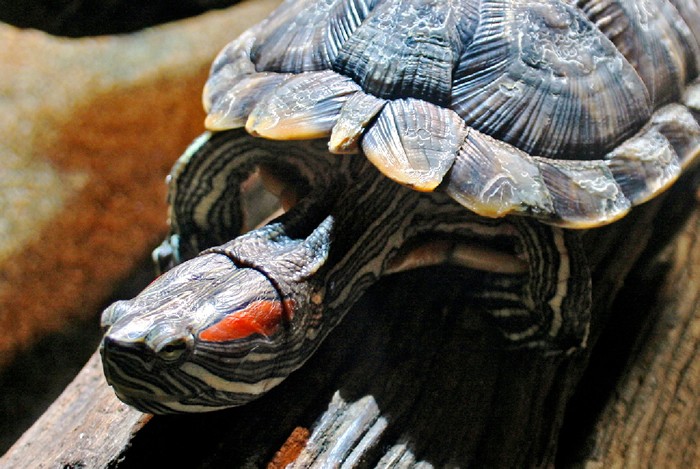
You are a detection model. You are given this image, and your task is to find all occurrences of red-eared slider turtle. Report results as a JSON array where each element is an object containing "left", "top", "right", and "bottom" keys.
[{"left": 100, "top": 0, "right": 700, "bottom": 414}]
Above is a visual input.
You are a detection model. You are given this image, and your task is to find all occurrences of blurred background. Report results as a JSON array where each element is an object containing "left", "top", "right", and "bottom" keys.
[{"left": 0, "top": 0, "right": 279, "bottom": 453}]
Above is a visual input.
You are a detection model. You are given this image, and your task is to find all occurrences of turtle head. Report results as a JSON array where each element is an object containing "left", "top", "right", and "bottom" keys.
[{"left": 100, "top": 251, "right": 295, "bottom": 414}]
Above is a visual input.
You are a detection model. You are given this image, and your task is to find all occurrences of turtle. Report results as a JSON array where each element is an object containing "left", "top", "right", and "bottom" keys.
[{"left": 100, "top": 0, "right": 700, "bottom": 414}]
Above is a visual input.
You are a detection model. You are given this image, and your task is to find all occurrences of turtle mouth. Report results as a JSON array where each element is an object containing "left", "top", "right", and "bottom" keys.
[
  {"left": 112, "top": 386, "right": 216, "bottom": 414},
  {"left": 102, "top": 348, "right": 217, "bottom": 413}
]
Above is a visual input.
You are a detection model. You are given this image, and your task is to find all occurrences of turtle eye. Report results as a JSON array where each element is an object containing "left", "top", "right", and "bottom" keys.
[{"left": 156, "top": 336, "right": 190, "bottom": 362}]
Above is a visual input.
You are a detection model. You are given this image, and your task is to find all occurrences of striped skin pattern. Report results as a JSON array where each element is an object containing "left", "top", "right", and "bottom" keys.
[
  {"left": 101, "top": 1, "right": 700, "bottom": 413},
  {"left": 101, "top": 130, "right": 590, "bottom": 413}
]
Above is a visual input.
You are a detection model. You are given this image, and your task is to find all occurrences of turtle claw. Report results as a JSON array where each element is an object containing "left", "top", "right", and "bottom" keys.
[{"left": 152, "top": 234, "right": 182, "bottom": 274}]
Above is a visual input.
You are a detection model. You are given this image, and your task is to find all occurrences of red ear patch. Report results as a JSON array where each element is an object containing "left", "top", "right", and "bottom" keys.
[{"left": 199, "top": 300, "right": 287, "bottom": 342}]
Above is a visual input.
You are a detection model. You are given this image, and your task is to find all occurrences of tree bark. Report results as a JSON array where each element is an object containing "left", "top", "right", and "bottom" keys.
[{"left": 2, "top": 173, "right": 698, "bottom": 468}]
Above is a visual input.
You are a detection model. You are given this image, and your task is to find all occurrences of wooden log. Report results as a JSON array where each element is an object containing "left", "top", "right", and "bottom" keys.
[
  {"left": 1, "top": 353, "right": 148, "bottom": 468},
  {"left": 3, "top": 173, "right": 697, "bottom": 467},
  {"left": 562, "top": 184, "right": 700, "bottom": 467}
]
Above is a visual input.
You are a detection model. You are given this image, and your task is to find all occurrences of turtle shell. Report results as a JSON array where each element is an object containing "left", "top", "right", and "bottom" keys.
[{"left": 203, "top": 0, "right": 700, "bottom": 228}]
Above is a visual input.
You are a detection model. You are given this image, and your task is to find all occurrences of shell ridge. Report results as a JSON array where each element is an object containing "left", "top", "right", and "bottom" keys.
[
  {"left": 250, "top": 0, "right": 378, "bottom": 72},
  {"left": 333, "top": 0, "right": 465, "bottom": 104},
  {"left": 452, "top": 0, "right": 651, "bottom": 159}
]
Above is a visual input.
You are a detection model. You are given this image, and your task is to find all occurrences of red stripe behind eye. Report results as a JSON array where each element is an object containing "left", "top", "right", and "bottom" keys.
[{"left": 199, "top": 299, "right": 289, "bottom": 342}]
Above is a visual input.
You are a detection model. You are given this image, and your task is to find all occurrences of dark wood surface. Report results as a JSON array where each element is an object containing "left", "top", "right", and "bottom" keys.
[{"left": 2, "top": 174, "right": 698, "bottom": 468}]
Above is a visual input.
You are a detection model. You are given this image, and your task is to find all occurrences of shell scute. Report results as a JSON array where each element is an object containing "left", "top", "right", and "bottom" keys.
[
  {"left": 667, "top": 0, "right": 700, "bottom": 68},
  {"left": 577, "top": 0, "right": 699, "bottom": 108},
  {"left": 245, "top": 70, "right": 361, "bottom": 140},
  {"left": 202, "top": 0, "right": 700, "bottom": 228},
  {"left": 444, "top": 129, "right": 555, "bottom": 219},
  {"left": 605, "top": 128, "right": 680, "bottom": 205},
  {"left": 362, "top": 99, "right": 467, "bottom": 191},
  {"left": 533, "top": 158, "right": 631, "bottom": 227},
  {"left": 452, "top": 0, "right": 651, "bottom": 160},
  {"left": 250, "top": 0, "right": 377, "bottom": 72},
  {"left": 332, "top": 0, "right": 468, "bottom": 105},
  {"left": 329, "top": 91, "right": 386, "bottom": 154},
  {"left": 205, "top": 73, "right": 293, "bottom": 131}
]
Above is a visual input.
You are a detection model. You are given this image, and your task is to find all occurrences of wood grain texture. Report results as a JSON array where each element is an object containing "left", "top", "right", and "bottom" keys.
[
  {"left": 570, "top": 191, "right": 700, "bottom": 468},
  {"left": 1, "top": 352, "right": 148, "bottom": 468}
]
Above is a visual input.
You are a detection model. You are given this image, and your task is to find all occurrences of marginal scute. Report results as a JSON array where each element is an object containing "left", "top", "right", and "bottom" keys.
[
  {"left": 444, "top": 129, "right": 554, "bottom": 219},
  {"left": 576, "top": 0, "right": 692, "bottom": 107},
  {"left": 605, "top": 128, "right": 680, "bottom": 205},
  {"left": 362, "top": 99, "right": 467, "bottom": 191},
  {"left": 333, "top": 0, "right": 467, "bottom": 105},
  {"left": 654, "top": 100, "right": 700, "bottom": 168},
  {"left": 250, "top": 0, "right": 377, "bottom": 72},
  {"left": 209, "top": 29, "right": 258, "bottom": 80},
  {"left": 533, "top": 158, "right": 631, "bottom": 228},
  {"left": 445, "top": 97, "right": 700, "bottom": 228},
  {"left": 685, "top": 82, "right": 700, "bottom": 113},
  {"left": 205, "top": 73, "right": 292, "bottom": 131},
  {"left": 245, "top": 70, "right": 361, "bottom": 140},
  {"left": 203, "top": 30, "right": 258, "bottom": 113},
  {"left": 666, "top": 0, "right": 700, "bottom": 72},
  {"left": 329, "top": 91, "right": 386, "bottom": 154},
  {"left": 452, "top": 0, "right": 651, "bottom": 159}
]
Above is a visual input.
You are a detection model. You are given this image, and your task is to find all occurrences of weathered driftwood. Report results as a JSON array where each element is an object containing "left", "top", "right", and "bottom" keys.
[
  {"left": 563, "top": 182, "right": 700, "bottom": 467},
  {"left": 2, "top": 174, "right": 698, "bottom": 468}
]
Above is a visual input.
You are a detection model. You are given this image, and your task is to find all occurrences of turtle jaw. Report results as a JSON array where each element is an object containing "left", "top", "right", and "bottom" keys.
[{"left": 100, "top": 251, "right": 305, "bottom": 413}]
